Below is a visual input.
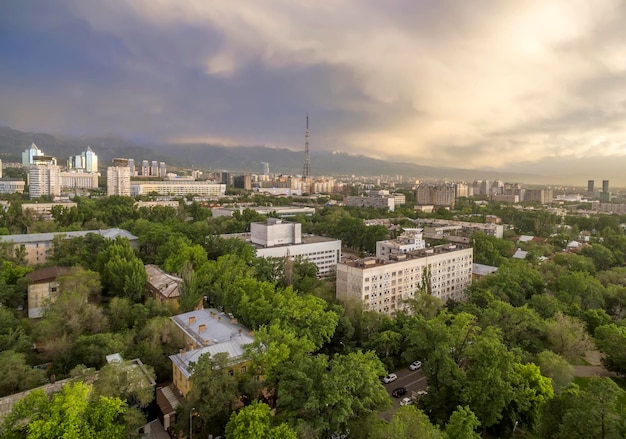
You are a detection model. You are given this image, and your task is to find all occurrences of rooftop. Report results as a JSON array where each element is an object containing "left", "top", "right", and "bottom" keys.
[
  {"left": 0, "top": 228, "right": 138, "bottom": 244},
  {"left": 145, "top": 264, "right": 182, "bottom": 299},
  {"left": 221, "top": 232, "right": 339, "bottom": 249},
  {"left": 342, "top": 244, "right": 471, "bottom": 269}
]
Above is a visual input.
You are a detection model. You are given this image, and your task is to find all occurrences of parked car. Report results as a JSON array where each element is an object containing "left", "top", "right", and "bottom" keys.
[
  {"left": 416, "top": 390, "right": 428, "bottom": 397},
  {"left": 382, "top": 373, "right": 398, "bottom": 384},
  {"left": 392, "top": 387, "right": 408, "bottom": 398},
  {"left": 409, "top": 360, "right": 422, "bottom": 370},
  {"left": 400, "top": 397, "right": 413, "bottom": 406}
]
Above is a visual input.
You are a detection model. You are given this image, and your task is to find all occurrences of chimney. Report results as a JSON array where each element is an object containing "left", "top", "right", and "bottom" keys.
[
  {"left": 189, "top": 316, "right": 196, "bottom": 325},
  {"left": 199, "top": 324, "right": 206, "bottom": 332}
]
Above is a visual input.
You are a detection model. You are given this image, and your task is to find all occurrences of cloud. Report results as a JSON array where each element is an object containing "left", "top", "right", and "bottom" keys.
[{"left": 1, "top": 0, "right": 626, "bottom": 171}]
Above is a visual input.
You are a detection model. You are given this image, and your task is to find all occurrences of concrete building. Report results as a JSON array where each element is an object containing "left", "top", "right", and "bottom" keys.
[
  {"left": 222, "top": 218, "right": 341, "bottom": 277},
  {"left": 130, "top": 181, "right": 226, "bottom": 197},
  {"left": 22, "top": 202, "right": 77, "bottom": 221},
  {"left": 591, "top": 202, "right": 626, "bottom": 214},
  {"left": 60, "top": 170, "right": 99, "bottom": 189},
  {"left": 29, "top": 164, "right": 61, "bottom": 199},
  {"left": 345, "top": 195, "right": 395, "bottom": 211},
  {"left": 0, "top": 179, "right": 26, "bottom": 194},
  {"left": 135, "top": 200, "right": 180, "bottom": 209},
  {"left": 336, "top": 244, "right": 473, "bottom": 315},
  {"left": 588, "top": 180, "right": 594, "bottom": 193},
  {"left": 25, "top": 266, "right": 73, "bottom": 318},
  {"left": 416, "top": 218, "right": 504, "bottom": 240},
  {"left": 68, "top": 146, "right": 98, "bottom": 173},
  {"left": 145, "top": 264, "right": 184, "bottom": 311},
  {"left": 0, "top": 228, "right": 138, "bottom": 266},
  {"left": 415, "top": 183, "right": 456, "bottom": 207},
  {"left": 491, "top": 194, "right": 519, "bottom": 203},
  {"left": 21, "top": 143, "right": 46, "bottom": 167},
  {"left": 211, "top": 206, "right": 315, "bottom": 218},
  {"left": 107, "top": 164, "right": 131, "bottom": 196},
  {"left": 376, "top": 228, "right": 426, "bottom": 261},
  {"left": 524, "top": 188, "right": 553, "bottom": 204},
  {"left": 169, "top": 309, "right": 255, "bottom": 397}
]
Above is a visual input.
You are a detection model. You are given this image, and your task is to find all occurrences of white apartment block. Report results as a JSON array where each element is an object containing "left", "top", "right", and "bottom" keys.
[
  {"left": 376, "top": 228, "right": 426, "bottom": 260},
  {"left": 60, "top": 171, "right": 100, "bottom": 189},
  {"left": 416, "top": 218, "right": 504, "bottom": 239},
  {"left": 107, "top": 166, "right": 131, "bottom": 196},
  {"left": 0, "top": 179, "right": 26, "bottom": 194},
  {"left": 221, "top": 218, "right": 341, "bottom": 277},
  {"left": 29, "top": 164, "right": 61, "bottom": 199},
  {"left": 336, "top": 245, "right": 473, "bottom": 315},
  {"left": 22, "top": 202, "right": 77, "bottom": 221},
  {"left": 211, "top": 206, "right": 315, "bottom": 218},
  {"left": 130, "top": 181, "right": 226, "bottom": 197},
  {"left": 345, "top": 195, "right": 395, "bottom": 211}
]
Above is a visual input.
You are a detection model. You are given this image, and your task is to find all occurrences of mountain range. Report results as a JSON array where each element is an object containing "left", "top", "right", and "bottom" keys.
[{"left": 0, "top": 126, "right": 566, "bottom": 185}]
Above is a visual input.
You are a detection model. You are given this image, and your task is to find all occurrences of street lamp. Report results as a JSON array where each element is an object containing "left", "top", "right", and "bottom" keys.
[{"left": 190, "top": 407, "right": 195, "bottom": 439}]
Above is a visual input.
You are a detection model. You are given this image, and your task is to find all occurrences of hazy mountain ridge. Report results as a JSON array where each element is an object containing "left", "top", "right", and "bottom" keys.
[{"left": 0, "top": 126, "right": 545, "bottom": 183}]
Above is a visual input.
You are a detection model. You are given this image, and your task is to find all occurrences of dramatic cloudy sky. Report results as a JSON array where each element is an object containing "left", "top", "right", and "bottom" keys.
[{"left": 2, "top": 0, "right": 626, "bottom": 178}]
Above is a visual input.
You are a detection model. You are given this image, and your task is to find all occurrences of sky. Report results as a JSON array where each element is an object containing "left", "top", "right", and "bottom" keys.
[{"left": 1, "top": 0, "right": 626, "bottom": 180}]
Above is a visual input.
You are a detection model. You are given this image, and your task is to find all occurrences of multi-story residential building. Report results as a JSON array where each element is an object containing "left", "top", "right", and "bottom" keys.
[
  {"left": 222, "top": 218, "right": 341, "bottom": 277},
  {"left": 590, "top": 202, "right": 626, "bottom": 214},
  {"left": 145, "top": 264, "right": 184, "bottom": 311},
  {"left": 345, "top": 194, "right": 395, "bottom": 211},
  {"left": 0, "top": 179, "right": 26, "bottom": 194},
  {"left": 151, "top": 161, "right": 159, "bottom": 176},
  {"left": 25, "top": 266, "right": 73, "bottom": 318},
  {"left": 211, "top": 206, "right": 315, "bottom": 218},
  {"left": 336, "top": 244, "right": 473, "bottom": 315},
  {"left": 107, "top": 163, "right": 131, "bottom": 196},
  {"left": 130, "top": 181, "right": 226, "bottom": 197},
  {"left": 141, "top": 160, "right": 150, "bottom": 177},
  {"left": 491, "top": 194, "right": 519, "bottom": 203},
  {"left": 415, "top": 183, "right": 456, "bottom": 207},
  {"left": 29, "top": 164, "right": 61, "bottom": 199},
  {"left": 169, "top": 309, "right": 255, "bottom": 397},
  {"left": 376, "top": 228, "right": 426, "bottom": 261},
  {"left": 416, "top": 218, "right": 504, "bottom": 240},
  {"left": 159, "top": 162, "right": 166, "bottom": 178},
  {"left": 0, "top": 228, "right": 138, "bottom": 266},
  {"left": 128, "top": 159, "right": 135, "bottom": 176},
  {"left": 22, "top": 202, "right": 77, "bottom": 221},
  {"left": 524, "top": 188, "right": 553, "bottom": 204},
  {"left": 135, "top": 200, "right": 180, "bottom": 209}
]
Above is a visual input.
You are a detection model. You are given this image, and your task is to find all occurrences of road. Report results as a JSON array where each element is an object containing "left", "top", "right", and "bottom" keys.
[{"left": 380, "top": 366, "right": 428, "bottom": 420}]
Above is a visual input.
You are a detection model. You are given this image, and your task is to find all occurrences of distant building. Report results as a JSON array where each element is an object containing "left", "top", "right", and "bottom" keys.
[
  {"left": 211, "top": 206, "right": 315, "bottom": 218},
  {"left": 22, "top": 202, "right": 77, "bottom": 221},
  {"left": 169, "top": 309, "right": 255, "bottom": 397},
  {"left": 130, "top": 181, "right": 225, "bottom": 197},
  {"left": 128, "top": 159, "right": 135, "bottom": 176},
  {"left": 524, "top": 188, "right": 553, "bottom": 204},
  {"left": 602, "top": 180, "right": 610, "bottom": 193},
  {"left": 337, "top": 244, "right": 473, "bottom": 315},
  {"left": 345, "top": 194, "right": 395, "bottom": 211},
  {"left": 0, "top": 179, "right": 26, "bottom": 194},
  {"left": 221, "top": 218, "right": 341, "bottom": 277},
  {"left": 29, "top": 164, "right": 61, "bottom": 199},
  {"left": 415, "top": 183, "right": 455, "bottom": 207},
  {"left": 21, "top": 143, "right": 46, "bottom": 167},
  {"left": 68, "top": 146, "right": 98, "bottom": 173},
  {"left": 145, "top": 264, "right": 184, "bottom": 311},
  {"left": 376, "top": 228, "right": 426, "bottom": 261},
  {"left": 26, "top": 266, "right": 73, "bottom": 318},
  {"left": 472, "top": 263, "right": 498, "bottom": 281},
  {"left": 0, "top": 228, "right": 138, "bottom": 266},
  {"left": 261, "top": 162, "right": 269, "bottom": 175},
  {"left": 60, "top": 170, "right": 99, "bottom": 189},
  {"left": 587, "top": 180, "right": 595, "bottom": 193},
  {"left": 159, "top": 162, "right": 166, "bottom": 178},
  {"left": 107, "top": 162, "right": 131, "bottom": 196},
  {"left": 591, "top": 202, "right": 626, "bottom": 214},
  {"left": 141, "top": 160, "right": 150, "bottom": 177}
]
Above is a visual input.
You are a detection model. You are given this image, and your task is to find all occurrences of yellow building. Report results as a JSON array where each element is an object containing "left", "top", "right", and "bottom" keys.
[
  {"left": 169, "top": 309, "right": 255, "bottom": 397},
  {"left": 145, "top": 264, "right": 183, "bottom": 311}
]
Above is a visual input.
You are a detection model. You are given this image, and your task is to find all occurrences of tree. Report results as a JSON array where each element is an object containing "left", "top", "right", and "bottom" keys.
[
  {"left": 1, "top": 382, "right": 127, "bottom": 439},
  {"left": 177, "top": 261, "right": 203, "bottom": 313},
  {"left": 536, "top": 350, "right": 574, "bottom": 392},
  {"left": 226, "top": 401, "right": 297, "bottom": 439},
  {"left": 595, "top": 324, "right": 626, "bottom": 375},
  {"left": 97, "top": 240, "right": 147, "bottom": 302},
  {"left": 445, "top": 405, "right": 481, "bottom": 439},
  {"left": 0, "top": 350, "right": 46, "bottom": 397},
  {"left": 369, "top": 405, "right": 444, "bottom": 439},
  {"left": 545, "top": 312, "right": 594, "bottom": 362}
]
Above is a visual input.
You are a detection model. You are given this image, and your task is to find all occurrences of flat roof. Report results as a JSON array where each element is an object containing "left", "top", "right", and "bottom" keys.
[
  {"left": 220, "top": 232, "right": 340, "bottom": 249},
  {"left": 340, "top": 244, "right": 471, "bottom": 269},
  {"left": 0, "top": 228, "right": 137, "bottom": 244}
]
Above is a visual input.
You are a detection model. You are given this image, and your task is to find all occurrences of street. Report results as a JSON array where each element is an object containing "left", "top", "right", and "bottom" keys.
[{"left": 382, "top": 367, "right": 428, "bottom": 408}]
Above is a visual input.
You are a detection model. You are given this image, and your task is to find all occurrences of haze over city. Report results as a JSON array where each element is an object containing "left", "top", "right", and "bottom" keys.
[{"left": 2, "top": 1, "right": 626, "bottom": 183}]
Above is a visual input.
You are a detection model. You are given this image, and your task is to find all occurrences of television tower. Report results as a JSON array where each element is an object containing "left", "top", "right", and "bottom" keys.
[{"left": 303, "top": 114, "right": 311, "bottom": 178}]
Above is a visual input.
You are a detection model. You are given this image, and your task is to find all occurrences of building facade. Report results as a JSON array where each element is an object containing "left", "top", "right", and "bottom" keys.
[
  {"left": 169, "top": 309, "right": 255, "bottom": 397},
  {"left": 29, "top": 164, "right": 61, "bottom": 199},
  {"left": 345, "top": 195, "right": 395, "bottom": 211},
  {"left": 145, "top": 264, "right": 184, "bottom": 311},
  {"left": 107, "top": 165, "right": 131, "bottom": 196},
  {"left": 415, "top": 183, "right": 456, "bottom": 207},
  {"left": 376, "top": 228, "right": 426, "bottom": 260},
  {"left": 336, "top": 245, "right": 473, "bottom": 315},
  {"left": 0, "top": 179, "right": 26, "bottom": 194},
  {"left": 60, "top": 171, "right": 99, "bottom": 189},
  {"left": 130, "top": 181, "right": 226, "bottom": 197}
]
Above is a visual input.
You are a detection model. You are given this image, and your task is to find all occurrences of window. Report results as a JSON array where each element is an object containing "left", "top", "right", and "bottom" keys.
[
  {"left": 241, "top": 366, "right": 247, "bottom": 373},
  {"left": 228, "top": 370, "right": 234, "bottom": 376}
]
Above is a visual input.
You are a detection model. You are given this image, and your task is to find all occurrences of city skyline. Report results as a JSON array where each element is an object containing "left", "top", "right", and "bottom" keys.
[{"left": 2, "top": 1, "right": 626, "bottom": 177}]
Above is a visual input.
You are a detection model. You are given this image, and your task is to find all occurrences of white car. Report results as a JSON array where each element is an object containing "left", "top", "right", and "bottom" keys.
[
  {"left": 400, "top": 397, "right": 413, "bottom": 406},
  {"left": 382, "top": 373, "right": 398, "bottom": 384},
  {"left": 409, "top": 360, "right": 422, "bottom": 370}
]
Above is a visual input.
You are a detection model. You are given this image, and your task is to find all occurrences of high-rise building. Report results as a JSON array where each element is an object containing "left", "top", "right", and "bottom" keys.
[
  {"left": 221, "top": 171, "right": 230, "bottom": 186},
  {"left": 159, "top": 162, "right": 166, "bottom": 177},
  {"left": 150, "top": 161, "right": 158, "bottom": 176},
  {"left": 67, "top": 146, "right": 98, "bottom": 173},
  {"left": 29, "top": 164, "right": 61, "bottom": 199},
  {"left": 587, "top": 180, "right": 595, "bottom": 193},
  {"left": 261, "top": 162, "right": 269, "bottom": 175},
  {"left": 602, "top": 180, "right": 609, "bottom": 193},
  {"left": 141, "top": 160, "right": 149, "bottom": 176},
  {"left": 107, "top": 159, "right": 131, "bottom": 196},
  {"left": 128, "top": 159, "right": 135, "bottom": 176},
  {"left": 22, "top": 143, "right": 45, "bottom": 167}
]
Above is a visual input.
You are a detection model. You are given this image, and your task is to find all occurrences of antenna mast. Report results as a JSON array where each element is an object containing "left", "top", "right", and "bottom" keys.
[{"left": 303, "top": 114, "right": 310, "bottom": 177}]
